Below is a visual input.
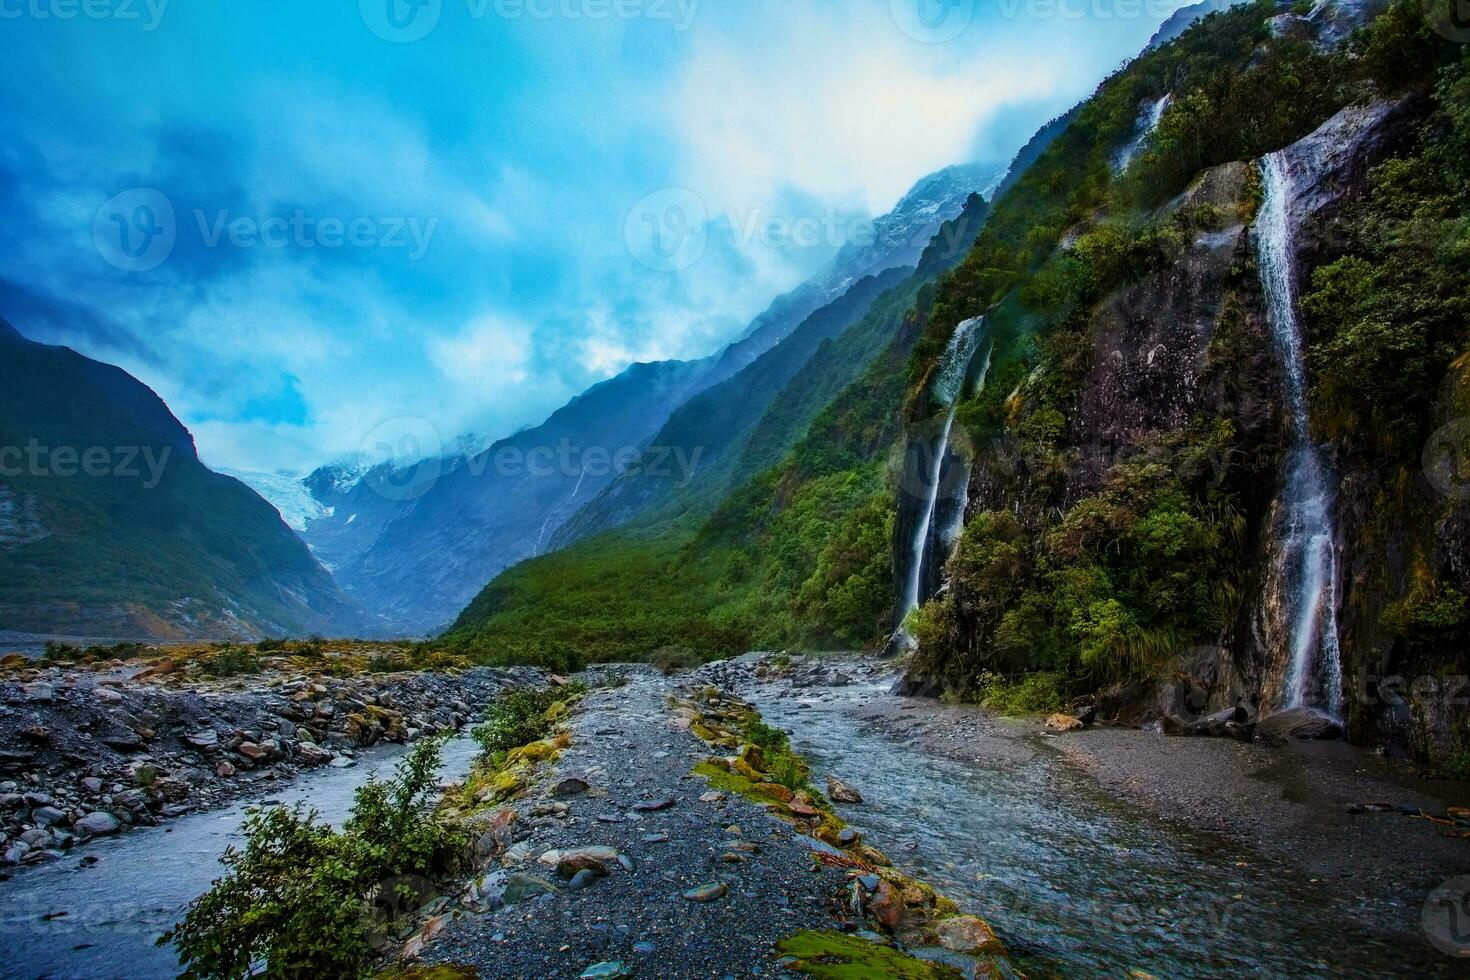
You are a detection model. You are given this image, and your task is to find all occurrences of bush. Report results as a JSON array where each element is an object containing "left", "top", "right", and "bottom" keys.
[
  {"left": 473, "top": 683, "right": 585, "bottom": 757},
  {"left": 195, "top": 646, "right": 262, "bottom": 678},
  {"left": 976, "top": 672, "right": 1065, "bottom": 715},
  {"left": 161, "top": 738, "right": 465, "bottom": 979}
]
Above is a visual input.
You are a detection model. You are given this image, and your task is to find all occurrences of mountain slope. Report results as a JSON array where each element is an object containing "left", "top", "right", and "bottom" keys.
[{"left": 0, "top": 324, "right": 366, "bottom": 639}]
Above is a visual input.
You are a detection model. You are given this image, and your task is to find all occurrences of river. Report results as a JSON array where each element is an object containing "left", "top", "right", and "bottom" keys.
[{"left": 0, "top": 735, "right": 480, "bottom": 980}]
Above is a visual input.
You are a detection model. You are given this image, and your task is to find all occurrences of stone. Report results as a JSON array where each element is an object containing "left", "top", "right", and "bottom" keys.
[
  {"left": 1258, "top": 707, "right": 1342, "bottom": 742},
  {"left": 1044, "top": 714, "right": 1084, "bottom": 733},
  {"left": 699, "top": 790, "right": 726, "bottom": 803},
  {"left": 538, "top": 845, "right": 619, "bottom": 867},
  {"left": 837, "top": 827, "right": 861, "bottom": 847},
  {"left": 183, "top": 730, "right": 218, "bottom": 750},
  {"left": 556, "top": 854, "right": 608, "bottom": 879},
  {"left": 94, "top": 686, "right": 123, "bottom": 703},
  {"left": 630, "top": 796, "right": 675, "bottom": 812},
  {"left": 826, "top": 775, "right": 864, "bottom": 804},
  {"left": 102, "top": 732, "right": 144, "bottom": 751},
  {"left": 75, "top": 812, "right": 121, "bottom": 836},
  {"left": 935, "top": 915, "right": 1003, "bottom": 955},
  {"left": 31, "top": 806, "right": 66, "bottom": 826},
  {"left": 550, "top": 777, "right": 590, "bottom": 797},
  {"left": 22, "top": 683, "right": 54, "bottom": 703},
  {"left": 580, "top": 962, "right": 632, "bottom": 979},
  {"left": 79, "top": 777, "right": 103, "bottom": 794},
  {"left": 215, "top": 760, "right": 237, "bottom": 777},
  {"left": 128, "top": 761, "right": 158, "bottom": 785},
  {"left": 682, "top": 882, "right": 728, "bottom": 903},
  {"left": 237, "top": 742, "right": 266, "bottom": 760},
  {"left": 502, "top": 873, "right": 557, "bottom": 905},
  {"left": 567, "top": 868, "right": 600, "bottom": 891}
]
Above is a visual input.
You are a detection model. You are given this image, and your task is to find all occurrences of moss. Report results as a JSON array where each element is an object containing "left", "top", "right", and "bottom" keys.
[
  {"left": 775, "top": 931, "right": 961, "bottom": 979},
  {"left": 505, "top": 739, "right": 561, "bottom": 765},
  {"left": 377, "top": 967, "right": 479, "bottom": 980}
]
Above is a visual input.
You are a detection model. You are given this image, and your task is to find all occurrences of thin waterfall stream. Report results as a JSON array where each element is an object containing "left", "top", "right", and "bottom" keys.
[
  {"left": 1255, "top": 151, "right": 1344, "bottom": 714},
  {"left": 899, "top": 315, "right": 989, "bottom": 622}
]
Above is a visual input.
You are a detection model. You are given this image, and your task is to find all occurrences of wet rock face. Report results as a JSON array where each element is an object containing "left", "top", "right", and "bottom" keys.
[{"left": 0, "top": 664, "right": 535, "bottom": 862}]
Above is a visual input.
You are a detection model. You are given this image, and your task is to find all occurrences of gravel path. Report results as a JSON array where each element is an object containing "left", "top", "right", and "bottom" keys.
[{"left": 421, "top": 670, "right": 850, "bottom": 978}]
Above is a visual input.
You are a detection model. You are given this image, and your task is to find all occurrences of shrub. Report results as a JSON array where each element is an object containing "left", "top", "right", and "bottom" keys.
[
  {"left": 472, "top": 683, "right": 585, "bottom": 757},
  {"left": 161, "top": 738, "right": 465, "bottom": 979},
  {"left": 976, "top": 672, "right": 1065, "bottom": 715},
  {"left": 195, "top": 646, "right": 262, "bottom": 678}
]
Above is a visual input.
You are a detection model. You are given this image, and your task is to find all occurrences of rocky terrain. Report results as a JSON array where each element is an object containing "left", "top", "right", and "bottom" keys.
[{"left": 0, "top": 656, "right": 540, "bottom": 868}]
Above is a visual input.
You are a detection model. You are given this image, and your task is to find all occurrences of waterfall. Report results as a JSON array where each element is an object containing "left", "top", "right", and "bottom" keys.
[
  {"left": 1255, "top": 151, "right": 1344, "bottom": 716},
  {"left": 900, "top": 315, "right": 988, "bottom": 620},
  {"left": 1114, "top": 93, "right": 1172, "bottom": 174}
]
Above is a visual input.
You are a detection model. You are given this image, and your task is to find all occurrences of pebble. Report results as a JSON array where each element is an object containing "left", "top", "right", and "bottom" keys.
[
  {"left": 683, "top": 882, "right": 729, "bottom": 903},
  {"left": 580, "top": 962, "right": 631, "bottom": 979}
]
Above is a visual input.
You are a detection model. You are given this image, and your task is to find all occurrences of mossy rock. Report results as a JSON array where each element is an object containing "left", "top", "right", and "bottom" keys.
[
  {"left": 543, "top": 700, "right": 570, "bottom": 723},
  {"left": 506, "top": 739, "right": 561, "bottom": 765},
  {"left": 377, "top": 965, "right": 479, "bottom": 980},
  {"left": 775, "top": 931, "right": 961, "bottom": 979}
]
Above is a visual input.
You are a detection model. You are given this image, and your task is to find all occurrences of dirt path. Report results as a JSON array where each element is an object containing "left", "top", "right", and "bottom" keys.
[{"left": 421, "top": 670, "right": 852, "bottom": 979}]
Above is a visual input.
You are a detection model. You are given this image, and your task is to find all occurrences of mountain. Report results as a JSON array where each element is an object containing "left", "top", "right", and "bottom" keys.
[
  {"left": 217, "top": 468, "right": 331, "bottom": 532},
  {"left": 247, "top": 157, "right": 1005, "bottom": 636},
  {"left": 0, "top": 323, "right": 368, "bottom": 640},
  {"left": 551, "top": 165, "right": 1003, "bottom": 545},
  {"left": 444, "top": 0, "right": 1470, "bottom": 776}
]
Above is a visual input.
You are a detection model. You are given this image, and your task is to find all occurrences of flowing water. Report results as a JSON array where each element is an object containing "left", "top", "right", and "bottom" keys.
[
  {"left": 0, "top": 735, "right": 480, "bottom": 980},
  {"left": 751, "top": 680, "right": 1452, "bottom": 978},
  {"left": 1255, "top": 151, "right": 1343, "bottom": 714},
  {"left": 1114, "top": 93, "right": 1172, "bottom": 174},
  {"left": 900, "top": 316, "right": 990, "bottom": 619}
]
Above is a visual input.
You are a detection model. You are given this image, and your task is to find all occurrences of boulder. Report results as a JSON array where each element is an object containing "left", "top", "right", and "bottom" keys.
[
  {"left": 826, "top": 775, "right": 864, "bottom": 804},
  {"left": 935, "top": 915, "right": 1003, "bottom": 955},
  {"left": 75, "top": 812, "right": 121, "bottom": 836},
  {"left": 1044, "top": 714, "right": 1084, "bottom": 734},
  {"left": 1258, "top": 707, "right": 1342, "bottom": 742}
]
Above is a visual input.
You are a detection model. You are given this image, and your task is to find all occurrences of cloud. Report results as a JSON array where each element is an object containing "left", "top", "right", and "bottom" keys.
[{"left": 430, "top": 313, "right": 533, "bottom": 386}]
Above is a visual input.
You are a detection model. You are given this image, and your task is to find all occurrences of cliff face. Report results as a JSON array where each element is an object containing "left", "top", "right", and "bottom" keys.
[{"left": 901, "top": 0, "right": 1470, "bottom": 767}]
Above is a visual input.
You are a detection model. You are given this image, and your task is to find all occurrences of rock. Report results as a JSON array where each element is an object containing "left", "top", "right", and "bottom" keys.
[
  {"left": 128, "top": 761, "right": 158, "bottom": 785},
  {"left": 1257, "top": 707, "right": 1343, "bottom": 742},
  {"left": 102, "top": 732, "right": 144, "bottom": 751},
  {"left": 567, "top": 868, "right": 600, "bottom": 891},
  {"left": 329, "top": 756, "right": 356, "bottom": 768},
  {"left": 79, "top": 777, "right": 103, "bottom": 794},
  {"left": 74, "top": 812, "right": 121, "bottom": 836},
  {"left": 22, "top": 682, "right": 54, "bottom": 703},
  {"left": 580, "top": 962, "right": 632, "bottom": 979},
  {"left": 631, "top": 796, "right": 676, "bottom": 812},
  {"left": 1044, "top": 714, "right": 1084, "bottom": 733},
  {"left": 502, "top": 873, "right": 558, "bottom": 905},
  {"left": 699, "top": 790, "right": 726, "bottom": 803},
  {"left": 538, "top": 845, "right": 619, "bottom": 867},
  {"left": 556, "top": 854, "right": 608, "bottom": 879},
  {"left": 183, "top": 730, "right": 218, "bottom": 750},
  {"left": 215, "top": 760, "right": 237, "bottom": 777},
  {"left": 31, "top": 806, "right": 66, "bottom": 826},
  {"left": 296, "top": 742, "right": 332, "bottom": 764},
  {"left": 94, "top": 687, "right": 123, "bottom": 703},
  {"left": 550, "top": 777, "right": 590, "bottom": 797},
  {"left": 237, "top": 741, "right": 266, "bottom": 760},
  {"left": 826, "top": 775, "right": 864, "bottom": 804},
  {"left": 936, "top": 914, "right": 1003, "bottom": 955},
  {"left": 642, "top": 832, "right": 670, "bottom": 844},
  {"left": 682, "top": 882, "right": 728, "bottom": 903},
  {"left": 837, "top": 827, "right": 861, "bottom": 847}
]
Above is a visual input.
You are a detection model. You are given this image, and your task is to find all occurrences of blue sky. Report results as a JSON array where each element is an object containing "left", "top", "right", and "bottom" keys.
[{"left": 0, "top": 0, "right": 1196, "bottom": 473}]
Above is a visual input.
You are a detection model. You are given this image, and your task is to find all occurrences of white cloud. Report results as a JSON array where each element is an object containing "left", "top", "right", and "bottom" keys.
[{"left": 430, "top": 313, "right": 532, "bottom": 386}]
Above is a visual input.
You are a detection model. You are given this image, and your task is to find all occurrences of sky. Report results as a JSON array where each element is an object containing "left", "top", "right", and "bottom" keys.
[{"left": 0, "top": 0, "right": 1198, "bottom": 474}]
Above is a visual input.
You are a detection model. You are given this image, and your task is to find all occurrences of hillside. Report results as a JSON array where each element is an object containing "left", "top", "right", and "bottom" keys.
[
  {"left": 0, "top": 323, "right": 368, "bottom": 639},
  {"left": 442, "top": 0, "right": 1470, "bottom": 771}
]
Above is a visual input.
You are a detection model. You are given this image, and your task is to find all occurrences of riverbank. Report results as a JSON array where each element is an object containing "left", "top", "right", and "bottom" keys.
[{"left": 0, "top": 655, "right": 541, "bottom": 865}]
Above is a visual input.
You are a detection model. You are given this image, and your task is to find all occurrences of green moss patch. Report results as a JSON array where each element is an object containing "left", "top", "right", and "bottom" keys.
[{"left": 776, "top": 931, "right": 961, "bottom": 979}]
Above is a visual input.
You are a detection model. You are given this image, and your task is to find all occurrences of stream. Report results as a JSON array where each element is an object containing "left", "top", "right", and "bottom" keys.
[
  {"left": 748, "top": 679, "right": 1451, "bottom": 979},
  {"left": 0, "top": 735, "right": 480, "bottom": 980}
]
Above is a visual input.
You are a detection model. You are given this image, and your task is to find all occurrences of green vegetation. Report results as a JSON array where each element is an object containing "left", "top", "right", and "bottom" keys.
[
  {"left": 193, "top": 645, "right": 264, "bottom": 678},
  {"left": 161, "top": 739, "right": 465, "bottom": 979},
  {"left": 472, "top": 682, "right": 585, "bottom": 757},
  {"left": 775, "top": 931, "right": 961, "bottom": 980}
]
